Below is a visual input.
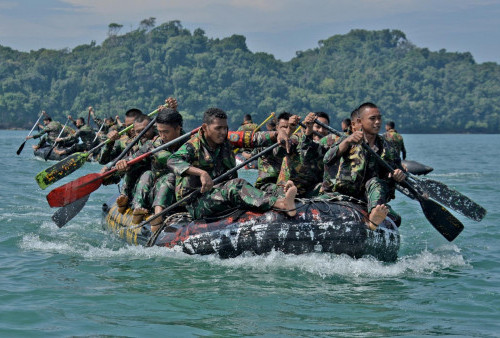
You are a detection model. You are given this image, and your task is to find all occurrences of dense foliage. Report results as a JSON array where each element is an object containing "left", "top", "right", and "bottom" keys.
[{"left": 1, "top": 20, "right": 499, "bottom": 132}]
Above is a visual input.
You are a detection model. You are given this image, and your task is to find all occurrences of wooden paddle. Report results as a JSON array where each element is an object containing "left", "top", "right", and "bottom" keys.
[
  {"left": 17, "top": 112, "right": 44, "bottom": 155},
  {"left": 44, "top": 118, "right": 70, "bottom": 161},
  {"left": 46, "top": 126, "right": 200, "bottom": 208},
  {"left": 313, "top": 119, "right": 464, "bottom": 242},
  {"left": 35, "top": 106, "right": 165, "bottom": 189},
  {"left": 145, "top": 139, "right": 284, "bottom": 247}
]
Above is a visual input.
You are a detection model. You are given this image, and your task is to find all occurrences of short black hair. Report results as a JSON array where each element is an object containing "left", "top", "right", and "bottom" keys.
[
  {"left": 267, "top": 121, "right": 276, "bottom": 128},
  {"left": 342, "top": 118, "right": 351, "bottom": 126},
  {"left": 350, "top": 109, "right": 359, "bottom": 120},
  {"left": 203, "top": 108, "right": 227, "bottom": 125},
  {"left": 125, "top": 108, "right": 143, "bottom": 118},
  {"left": 314, "top": 112, "right": 330, "bottom": 124},
  {"left": 277, "top": 112, "right": 291, "bottom": 122},
  {"left": 43, "top": 116, "right": 52, "bottom": 122},
  {"left": 243, "top": 114, "right": 252, "bottom": 121},
  {"left": 357, "top": 102, "right": 378, "bottom": 117},
  {"left": 134, "top": 114, "right": 151, "bottom": 124},
  {"left": 76, "top": 117, "right": 85, "bottom": 124},
  {"left": 157, "top": 108, "right": 183, "bottom": 128},
  {"left": 386, "top": 121, "right": 395, "bottom": 129}
]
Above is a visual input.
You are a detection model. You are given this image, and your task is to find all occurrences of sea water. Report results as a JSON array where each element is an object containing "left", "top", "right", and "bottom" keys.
[{"left": 0, "top": 131, "right": 499, "bottom": 336}]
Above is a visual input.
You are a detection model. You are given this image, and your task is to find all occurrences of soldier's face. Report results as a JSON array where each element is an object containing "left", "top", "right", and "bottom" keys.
[
  {"left": 203, "top": 117, "right": 228, "bottom": 146},
  {"left": 359, "top": 108, "right": 382, "bottom": 135},
  {"left": 277, "top": 119, "right": 293, "bottom": 137},
  {"left": 134, "top": 120, "right": 154, "bottom": 141},
  {"left": 125, "top": 116, "right": 135, "bottom": 137},
  {"left": 312, "top": 117, "right": 329, "bottom": 140},
  {"left": 157, "top": 123, "right": 181, "bottom": 143}
]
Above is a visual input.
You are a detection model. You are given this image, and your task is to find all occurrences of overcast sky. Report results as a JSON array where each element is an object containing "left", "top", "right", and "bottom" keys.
[{"left": 1, "top": 0, "right": 499, "bottom": 64}]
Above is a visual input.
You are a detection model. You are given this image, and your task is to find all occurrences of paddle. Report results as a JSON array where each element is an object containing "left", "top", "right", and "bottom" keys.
[
  {"left": 44, "top": 118, "right": 70, "bottom": 161},
  {"left": 233, "top": 112, "right": 275, "bottom": 154},
  {"left": 46, "top": 126, "right": 201, "bottom": 208},
  {"left": 51, "top": 195, "right": 89, "bottom": 228},
  {"left": 17, "top": 112, "right": 44, "bottom": 155},
  {"left": 92, "top": 117, "right": 106, "bottom": 143},
  {"left": 35, "top": 106, "right": 165, "bottom": 190},
  {"left": 314, "top": 120, "right": 485, "bottom": 222},
  {"left": 145, "top": 139, "right": 284, "bottom": 247},
  {"left": 313, "top": 119, "right": 464, "bottom": 242}
]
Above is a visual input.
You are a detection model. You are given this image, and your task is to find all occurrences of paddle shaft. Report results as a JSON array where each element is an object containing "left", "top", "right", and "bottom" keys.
[
  {"left": 17, "top": 112, "right": 44, "bottom": 155},
  {"left": 145, "top": 140, "right": 281, "bottom": 246},
  {"left": 92, "top": 120, "right": 106, "bottom": 143},
  {"left": 45, "top": 118, "right": 70, "bottom": 160}
]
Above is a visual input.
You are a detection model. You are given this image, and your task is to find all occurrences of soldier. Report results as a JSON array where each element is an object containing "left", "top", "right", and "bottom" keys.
[
  {"left": 98, "top": 108, "right": 143, "bottom": 165},
  {"left": 126, "top": 108, "right": 184, "bottom": 229},
  {"left": 167, "top": 107, "right": 297, "bottom": 220},
  {"left": 312, "top": 111, "right": 330, "bottom": 142},
  {"left": 319, "top": 109, "right": 357, "bottom": 193},
  {"left": 276, "top": 112, "right": 328, "bottom": 198},
  {"left": 322, "top": 102, "right": 405, "bottom": 229},
  {"left": 237, "top": 114, "right": 258, "bottom": 131},
  {"left": 254, "top": 112, "right": 298, "bottom": 194},
  {"left": 26, "top": 115, "right": 62, "bottom": 150},
  {"left": 341, "top": 118, "right": 352, "bottom": 134},
  {"left": 113, "top": 114, "right": 157, "bottom": 213},
  {"left": 53, "top": 117, "right": 97, "bottom": 156},
  {"left": 383, "top": 121, "right": 407, "bottom": 160}
]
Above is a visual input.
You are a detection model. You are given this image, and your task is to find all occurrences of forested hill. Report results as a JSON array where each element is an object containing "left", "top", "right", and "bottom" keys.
[{"left": 1, "top": 20, "right": 499, "bottom": 133}]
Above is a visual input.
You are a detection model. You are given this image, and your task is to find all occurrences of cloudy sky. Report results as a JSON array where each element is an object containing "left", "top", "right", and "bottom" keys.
[{"left": 1, "top": 0, "right": 499, "bottom": 64}]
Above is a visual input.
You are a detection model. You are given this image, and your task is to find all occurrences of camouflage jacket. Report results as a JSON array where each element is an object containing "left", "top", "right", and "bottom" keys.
[
  {"left": 237, "top": 122, "right": 258, "bottom": 132},
  {"left": 59, "top": 124, "right": 96, "bottom": 148},
  {"left": 126, "top": 133, "right": 184, "bottom": 180},
  {"left": 254, "top": 145, "right": 286, "bottom": 189},
  {"left": 318, "top": 133, "right": 342, "bottom": 193},
  {"left": 276, "top": 133, "right": 327, "bottom": 196},
  {"left": 323, "top": 134, "right": 401, "bottom": 196},
  {"left": 168, "top": 130, "right": 274, "bottom": 200},
  {"left": 32, "top": 121, "right": 63, "bottom": 142},
  {"left": 98, "top": 134, "right": 136, "bottom": 165},
  {"left": 383, "top": 129, "right": 406, "bottom": 160}
]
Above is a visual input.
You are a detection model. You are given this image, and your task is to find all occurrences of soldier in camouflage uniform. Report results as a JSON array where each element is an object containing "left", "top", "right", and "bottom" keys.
[
  {"left": 383, "top": 121, "right": 406, "bottom": 160},
  {"left": 254, "top": 112, "right": 296, "bottom": 194},
  {"left": 312, "top": 112, "right": 330, "bottom": 142},
  {"left": 322, "top": 102, "right": 405, "bottom": 229},
  {"left": 319, "top": 109, "right": 358, "bottom": 193},
  {"left": 126, "top": 108, "right": 184, "bottom": 229},
  {"left": 237, "top": 114, "right": 259, "bottom": 131},
  {"left": 53, "top": 117, "right": 98, "bottom": 156},
  {"left": 27, "top": 116, "right": 63, "bottom": 149},
  {"left": 98, "top": 108, "right": 143, "bottom": 165},
  {"left": 113, "top": 114, "right": 157, "bottom": 213},
  {"left": 168, "top": 107, "right": 297, "bottom": 220},
  {"left": 276, "top": 112, "right": 328, "bottom": 198}
]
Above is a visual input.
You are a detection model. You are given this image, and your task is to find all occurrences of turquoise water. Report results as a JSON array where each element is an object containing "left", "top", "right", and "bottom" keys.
[{"left": 1, "top": 130, "right": 499, "bottom": 337}]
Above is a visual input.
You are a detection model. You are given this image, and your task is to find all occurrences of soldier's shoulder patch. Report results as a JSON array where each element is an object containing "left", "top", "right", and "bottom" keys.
[{"left": 229, "top": 133, "right": 240, "bottom": 142}]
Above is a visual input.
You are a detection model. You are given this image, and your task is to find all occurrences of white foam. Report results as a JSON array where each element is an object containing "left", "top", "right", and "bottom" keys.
[{"left": 19, "top": 233, "right": 469, "bottom": 279}]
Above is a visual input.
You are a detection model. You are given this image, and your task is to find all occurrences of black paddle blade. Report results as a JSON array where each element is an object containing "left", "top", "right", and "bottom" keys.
[
  {"left": 416, "top": 178, "right": 487, "bottom": 222},
  {"left": 419, "top": 198, "right": 464, "bottom": 242},
  {"left": 16, "top": 141, "right": 26, "bottom": 155},
  {"left": 51, "top": 195, "right": 89, "bottom": 228},
  {"left": 44, "top": 146, "right": 54, "bottom": 161}
]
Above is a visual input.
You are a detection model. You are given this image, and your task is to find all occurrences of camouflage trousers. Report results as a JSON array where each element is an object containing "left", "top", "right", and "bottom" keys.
[
  {"left": 331, "top": 177, "right": 401, "bottom": 226},
  {"left": 131, "top": 171, "right": 176, "bottom": 210},
  {"left": 188, "top": 178, "right": 278, "bottom": 220}
]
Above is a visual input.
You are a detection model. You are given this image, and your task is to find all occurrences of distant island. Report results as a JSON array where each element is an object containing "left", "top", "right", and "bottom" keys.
[{"left": 1, "top": 19, "right": 499, "bottom": 133}]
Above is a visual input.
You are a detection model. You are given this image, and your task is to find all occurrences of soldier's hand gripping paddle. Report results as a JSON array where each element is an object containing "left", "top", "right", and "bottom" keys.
[
  {"left": 46, "top": 126, "right": 200, "bottom": 208},
  {"left": 35, "top": 105, "right": 166, "bottom": 189},
  {"left": 313, "top": 119, "right": 465, "bottom": 242}
]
